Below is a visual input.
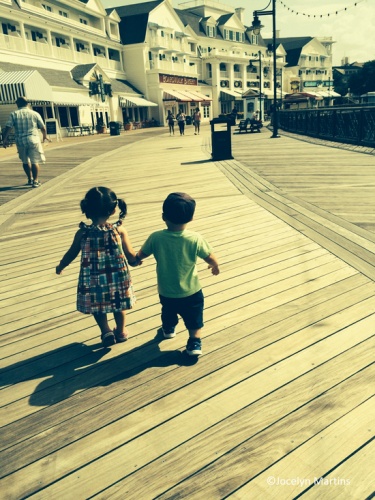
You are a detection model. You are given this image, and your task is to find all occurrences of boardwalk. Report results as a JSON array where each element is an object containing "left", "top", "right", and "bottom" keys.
[{"left": 0, "top": 125, "right": 374, "bottom": 499}]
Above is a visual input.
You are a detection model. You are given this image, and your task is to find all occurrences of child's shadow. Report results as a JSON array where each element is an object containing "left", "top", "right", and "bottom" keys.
[{"left": 1, "top": 330, "right": 197, "bottom": 407}]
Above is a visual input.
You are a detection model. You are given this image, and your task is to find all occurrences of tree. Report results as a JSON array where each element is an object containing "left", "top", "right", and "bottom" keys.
[{"left": 348, "top": 60, "right": 375, "bottom": 95}]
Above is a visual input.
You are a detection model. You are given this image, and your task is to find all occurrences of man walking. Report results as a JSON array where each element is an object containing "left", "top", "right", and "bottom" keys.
[{"left": 2, "top": 96, "right": 47, "bottom": 188}]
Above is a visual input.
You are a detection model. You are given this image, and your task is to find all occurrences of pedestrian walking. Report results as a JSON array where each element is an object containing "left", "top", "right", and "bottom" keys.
[
  {"left": 176, "top": 110, "right": 186, "bottom": 135},
  {"left": 166, "top": 110, "right": 175, "bottom": 135},
  {"left": 56, "top": 186, "right": 141, "bottom": 347},
  {"left": 193, "top": 108, "right": 201, "bottom": 135},
  {"left": 136, "top": 192, "right": 220, "bottom": 356},
  {"left": 2, "top": 96, "right": 47, "bottom": 188}
]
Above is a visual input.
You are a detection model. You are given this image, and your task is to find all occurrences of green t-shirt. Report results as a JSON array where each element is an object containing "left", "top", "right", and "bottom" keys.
[{"left": 141, "top": 229, "right": 212, "bottom": 298}]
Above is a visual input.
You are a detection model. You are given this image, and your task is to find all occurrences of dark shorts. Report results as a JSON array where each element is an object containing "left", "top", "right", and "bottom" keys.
[{"left": 159, "top": 289, "right": 204, "bottom": 330}]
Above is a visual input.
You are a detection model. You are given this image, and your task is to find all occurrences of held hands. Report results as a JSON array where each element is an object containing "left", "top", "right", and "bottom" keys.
[
  {"left": 208, "top": 264, "right": 220, "bottom": 276},
  {"left": 128, "top": 255, "right": 143, "bottom": 267},
  {"left": 56, "top": 265, "right": 63, "bottom": 275}
]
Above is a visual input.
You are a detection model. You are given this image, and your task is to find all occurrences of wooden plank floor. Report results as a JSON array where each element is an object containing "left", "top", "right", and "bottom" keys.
[{"left": 0, "top": 125, "right": 374, "bottom": 499}]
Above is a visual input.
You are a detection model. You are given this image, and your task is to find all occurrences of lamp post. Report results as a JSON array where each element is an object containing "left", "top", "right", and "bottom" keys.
[
  {"left": 252, "top": 0, "right": 279, "bottom": 138},
  {"left": 249, "top": 50, "right": 263, "bottom": 120}
]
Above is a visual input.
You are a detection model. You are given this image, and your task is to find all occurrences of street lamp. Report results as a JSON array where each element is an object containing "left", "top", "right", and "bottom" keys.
[
  {"left": 251, "top": 0, "right": 279, "bottom": 138},
  {"left": 249, "top": 50, "right": 263, "bottom": 120}
]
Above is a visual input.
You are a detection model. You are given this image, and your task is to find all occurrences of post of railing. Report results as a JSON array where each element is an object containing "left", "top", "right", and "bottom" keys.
[
  {"left": 317, "top": 109, "right": 320, "bottom": 138},
  {"left": 332, "top": 109, "right": 337, "bottom": 140},
  {"left": 359, "top": 107, "right": 364, "bottom": 145}
]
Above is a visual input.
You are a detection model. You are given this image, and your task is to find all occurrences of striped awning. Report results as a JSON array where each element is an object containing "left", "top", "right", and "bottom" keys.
[
  {"left": 163, "top": 90, "right": 191, "bottom": 102},
  {"left": 220, "top": 89, "right": 242, "bottom": 101},
  {"left": 163, "top": 89, "right": 211, "bottom": 102},
  {"left": 119, "top": 95, "right": 157, "bottom": 107},
  {"left": 0, "top": 70, "right": 53, "bottom": 104},
  {"left": 52, "top": 91, "right": 99, "bottom": 106}
]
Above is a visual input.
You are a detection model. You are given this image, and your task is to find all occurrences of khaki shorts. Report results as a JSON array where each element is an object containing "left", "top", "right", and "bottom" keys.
[{"left": 17, "top": 141, "right": 46, "bottom": 165}]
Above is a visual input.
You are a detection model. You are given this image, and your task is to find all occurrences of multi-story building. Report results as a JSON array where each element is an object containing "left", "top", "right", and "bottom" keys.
[
  {"left": 0, "top": 0, "right": 335, "bottom": 129},
  {"left": 271, "top": 36, "right": 339, "bottom": 108},
  {"left": 0, "top": 0, "right": 157, "bottom": 135}
]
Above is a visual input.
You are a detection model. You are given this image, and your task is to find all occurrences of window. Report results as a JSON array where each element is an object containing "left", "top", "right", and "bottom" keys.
[
  {"left": 160, "top": 30, "right": 164, "bottom": 37},
  {"left": 59, "top": 10, "right": 68, "bottom": 18},
  {"left": 207, "top": 26, "right": 215, "bottom": 37},
  {"left": 251, "top": 34, "right": 258, "bottom": 45},
  {"left": 58, "top": 107, "right": 69, "bottom": 127},
  {"left": 207, "top": 63, "right": 212, "bottom": 78},
  {"left": 229, "top": 30, "right": 234, "bottom": 41},
  {"left": 69, "top": 107, "right": 79, "bottom": 127},
  {"left": 42, "top": 4, "right": 52, "bottom": 12},
  {"left": 202, "top": 106, "right": 210, "bottom": 119},
  {"left": 80, "top": 18, "right": 88, "bottom": 25}
]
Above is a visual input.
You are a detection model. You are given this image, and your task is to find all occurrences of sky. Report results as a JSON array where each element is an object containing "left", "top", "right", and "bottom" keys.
[{"left": 102, "top": 0, "right": 375, "bottom": 66}]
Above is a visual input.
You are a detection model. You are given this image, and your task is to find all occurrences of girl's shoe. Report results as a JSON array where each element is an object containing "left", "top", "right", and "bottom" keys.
[
  {"left": 114, "top": 328, "right": 129, "bottom": 343},
  {"left": 101, "top": 331, "right": 115, "bottom": 347}
]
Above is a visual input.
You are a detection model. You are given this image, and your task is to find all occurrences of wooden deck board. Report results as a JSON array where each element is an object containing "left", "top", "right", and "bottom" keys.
[{"left": 0, "top": 127, "right": 374, "bottom": 498}]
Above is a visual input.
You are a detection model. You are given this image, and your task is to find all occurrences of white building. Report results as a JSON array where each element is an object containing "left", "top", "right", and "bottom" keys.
[
  {"left": 0, "top": 0, "right": 157, "bottom": 135},
  {"left": 0, "top": 0, "right": 335, "bottom": 129},
  {"left": 270, "top": 36, "right": 339, "bottom": 108}
]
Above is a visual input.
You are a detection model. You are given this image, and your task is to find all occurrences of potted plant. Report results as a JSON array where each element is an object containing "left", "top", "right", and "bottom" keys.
[
  {"left": 123, "top": 116, "right": 132, "bottom": 131},
  {"left": 95, "top": 118, "right": 106, "bottom": 134}
]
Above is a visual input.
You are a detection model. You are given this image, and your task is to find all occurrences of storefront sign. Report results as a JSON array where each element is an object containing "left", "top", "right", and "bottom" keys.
[
  {"left": 159, "top": 74, "right": 197, "bottom": 86},
  {"left": 304, "top": 81, "right": 319, "bottom": 87}
]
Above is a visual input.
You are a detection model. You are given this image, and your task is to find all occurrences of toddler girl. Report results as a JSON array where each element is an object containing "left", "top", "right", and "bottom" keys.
[{"left": 56, "top": 186, "right": 140, "bottom": 347}]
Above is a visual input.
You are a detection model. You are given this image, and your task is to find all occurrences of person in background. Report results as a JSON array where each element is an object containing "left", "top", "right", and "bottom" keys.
[
  {"left": 2, "top": 96, "right": 47, "bottom": 188},
  {"left": 136, "top": 192, "right": 220, "bottom": 357},
  {"left": 176, "top": 109, "right": 186, "bottom": 136},
  {"left": 193, "top": 108, "right": 201, "bottom": 135},
  {"left": 167, "top": 110, "right": 175, "bottom": 136}
]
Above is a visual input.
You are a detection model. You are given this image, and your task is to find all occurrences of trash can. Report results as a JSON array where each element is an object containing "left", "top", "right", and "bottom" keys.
[
  {"left": 210, "top": 117, "right": 233, "bottom": 161},
  {"left": 185, "top": 115, "right": 192, "bottom": 125},
  {"left": 109, "top": 121, "right": 121, "bottom": 136}
]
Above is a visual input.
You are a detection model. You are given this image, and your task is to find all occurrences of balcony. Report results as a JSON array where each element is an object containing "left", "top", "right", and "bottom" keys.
[
  {"left": 26, "top": 39, "right": 53, "bottom": 58},
  {"left": 0, "top": 33, "right": 25, "bottom": 52}
]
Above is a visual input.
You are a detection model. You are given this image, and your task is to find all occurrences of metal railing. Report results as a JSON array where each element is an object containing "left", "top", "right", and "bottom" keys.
[{"left": 279, "top": 106, "right": 375, "bottom": 147}]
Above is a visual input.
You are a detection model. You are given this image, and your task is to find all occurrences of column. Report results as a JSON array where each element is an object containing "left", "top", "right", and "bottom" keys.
[{"left": 211, "top": 60, "right": 220, "bottom": 117}]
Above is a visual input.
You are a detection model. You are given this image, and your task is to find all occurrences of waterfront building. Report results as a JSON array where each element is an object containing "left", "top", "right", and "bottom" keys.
[{"left": 0, "top": 0, "right": 157, "bottom": 135}]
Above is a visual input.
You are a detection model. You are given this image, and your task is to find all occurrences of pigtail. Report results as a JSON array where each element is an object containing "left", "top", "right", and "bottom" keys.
[
  {"left": 117, "top": 198, "right": 127, "bottom": 220},
  {"left": 80, "top": 187, "right": 126, "bottom": 221},
  {"left": 80, "top": 198, "right": 88, "bottom": 215}
]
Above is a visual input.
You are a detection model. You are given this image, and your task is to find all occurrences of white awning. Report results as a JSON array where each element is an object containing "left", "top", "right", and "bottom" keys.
[
  {"left": 183, "top": 90, "right": 212, "bottom": 101},
  {"left": 119, "top": 95, "right": 157, "bottom": 107},
  {"left": 314, "top": 90, "right": 341, "bottom": 97},
  {"left": 0, "top": 70, "right": 53, "bottom": 104},
  {"left": 163, "top": 90, "right": 192, "bottom": 102},
  {"left": 220, "top": 89, "right": 242, "bottom": 100},
  {"left": 52, "top": 91, "right": 99, "bottom": 106}
]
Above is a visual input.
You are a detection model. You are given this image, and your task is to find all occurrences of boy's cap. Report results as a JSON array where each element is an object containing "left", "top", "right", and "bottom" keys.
[{"left": 163, "top": 192, "right": 196, "bottom": 224}]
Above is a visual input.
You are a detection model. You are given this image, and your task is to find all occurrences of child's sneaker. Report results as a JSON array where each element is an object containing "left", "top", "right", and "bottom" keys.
[
  {"left": 114, "top": 328, "right": 129, "bottom": 343},
  {"left": 101, "top": 331, "right": 115, "bottom": 347},
  {"left": 159, "top": 327, "right": 176, "bottom": 339},
  {"left": 186, "top": 338, "right": 202, "bottom": 356}
]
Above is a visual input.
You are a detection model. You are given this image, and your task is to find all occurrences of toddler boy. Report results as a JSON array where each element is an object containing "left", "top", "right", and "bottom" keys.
[{"left": 137, "top": 192, "right": 219, "bottom": 355}]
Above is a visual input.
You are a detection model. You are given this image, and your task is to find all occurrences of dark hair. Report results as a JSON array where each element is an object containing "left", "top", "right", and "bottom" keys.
[
  {"left": 16, "top": 96, "right": 29, "bottom": 108},
  {"left": 163, "top": 192, "right": 196, "bottom": 224},
  {"left": 80, "top": 187, "right": 127, "bottom": 221}
]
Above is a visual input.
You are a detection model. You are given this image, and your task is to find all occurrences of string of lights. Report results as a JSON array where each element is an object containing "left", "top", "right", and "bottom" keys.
[{"left": 278, "top": 0, "right": 366, "bottom": 18}]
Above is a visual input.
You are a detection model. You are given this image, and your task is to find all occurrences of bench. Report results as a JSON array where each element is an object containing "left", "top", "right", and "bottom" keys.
[{"left": 236, "top": 119, "right": 262, "bottom": 134}]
